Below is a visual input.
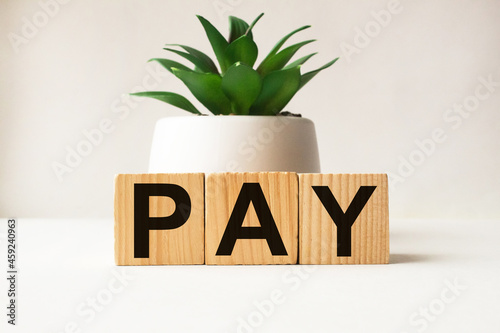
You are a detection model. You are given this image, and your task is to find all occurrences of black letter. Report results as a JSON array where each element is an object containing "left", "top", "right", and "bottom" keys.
[
  {"left": 216, "top": 183, "right": 287, "bottom": 256},
  {"left": 134, "top": 184, "right": 191, "bottom": 258},
  {"left": 312, "top": 186, "right": 376, "bottom": 256}
]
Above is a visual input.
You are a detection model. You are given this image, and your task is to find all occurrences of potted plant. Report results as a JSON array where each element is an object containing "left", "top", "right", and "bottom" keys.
[{"left": 132, "top": 13, "right": 338, "bottom": 173}]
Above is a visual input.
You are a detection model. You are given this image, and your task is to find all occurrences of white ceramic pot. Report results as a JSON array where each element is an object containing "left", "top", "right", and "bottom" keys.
[{"left": 148, "top": 116, "right": 320, "bottom": 173}]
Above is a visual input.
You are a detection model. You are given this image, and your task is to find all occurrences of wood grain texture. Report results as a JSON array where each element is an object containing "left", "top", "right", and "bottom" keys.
[
  {"left": 205, "top": 172, "right": 298, "bottom": 265},
  {"left": 114, "top": 173, "right": 205, "bottom": 265},
  {"left": 299, "top": 174, "right": 389, "bottom": 264}
]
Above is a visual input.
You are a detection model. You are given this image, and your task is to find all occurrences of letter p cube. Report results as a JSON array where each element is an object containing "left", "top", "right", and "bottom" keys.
[{"left": 114, "top": 174, "right": 205, "bottom": 265}]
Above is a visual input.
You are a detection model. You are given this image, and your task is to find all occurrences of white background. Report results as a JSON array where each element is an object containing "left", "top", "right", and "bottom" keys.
[{"left": 1, "top": 0, "right": 499, "bottom": 219}]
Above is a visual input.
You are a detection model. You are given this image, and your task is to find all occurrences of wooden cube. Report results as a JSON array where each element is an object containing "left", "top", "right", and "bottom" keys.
[
  {"left": 205, "top": 172, "right": 298, "bottom": 265},
  {"left": 299, "top": 174, "right": 389, "bottom": 264},
  {"left": 114, "top": 173, "right": 205, "bottom": 265}
]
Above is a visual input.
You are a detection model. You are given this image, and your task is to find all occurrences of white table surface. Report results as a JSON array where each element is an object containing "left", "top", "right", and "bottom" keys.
[{"left": 1, "top": 218, "right": 499, "bottom": 333}]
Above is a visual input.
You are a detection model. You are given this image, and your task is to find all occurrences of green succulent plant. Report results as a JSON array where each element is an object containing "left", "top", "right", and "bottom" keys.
[{"left": 131, "top": 13, "right": 338, "bottom": 115}]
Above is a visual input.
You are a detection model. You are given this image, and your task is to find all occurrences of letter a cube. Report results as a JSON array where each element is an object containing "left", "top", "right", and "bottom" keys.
[{"left": 205, "top": 172, "right": 298, "bottom": 265}]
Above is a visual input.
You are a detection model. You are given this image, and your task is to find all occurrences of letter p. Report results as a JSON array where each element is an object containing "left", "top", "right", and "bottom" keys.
[{"left": 134, "top": 184, "right": 191, "bottom": 258}]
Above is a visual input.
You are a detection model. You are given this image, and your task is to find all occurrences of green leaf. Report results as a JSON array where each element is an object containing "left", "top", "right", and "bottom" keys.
[
  {"left": 245, "top": 13, "right": 264, "bottom": 36},
  {"left": 299, "top": 57, "right": 339, "bottom": 90},
  {"left": 283, "top": 52, "right": 317, "bottom": 69},
  {"left": 258, "top": 40, "right": 315, "bottom": 76},
  {"left": 228, "top": 16, "right": 251, "bottom": 43},
  {"left": 221, "top": 63, "right": 262, "bottom": 115},
  {"left": 148, "top": 58, "right": 192, "bottom": 73},
  {"left": 172, "top": 68, "right": 232, "bottom": 115},
  {"left": 165, "top": 44, "right": 219, "bottom": 74},
  {"left": 258, "top": 25, "right": 310, "bottom": 68},
  {"left": 197, "top": 15, "right": 229, "bottom": 73},
  {"left": 164, "top": 48, "right": 218, "bottom": 73},
  {"left": 250, "top": 66, "right": 301, "bottom": 115},
  {"left": 225, "top": 35, "right": 258, "bottom": 67},
  {"left": 130, "top": 91, "right": 201, "bottom": 115}
]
